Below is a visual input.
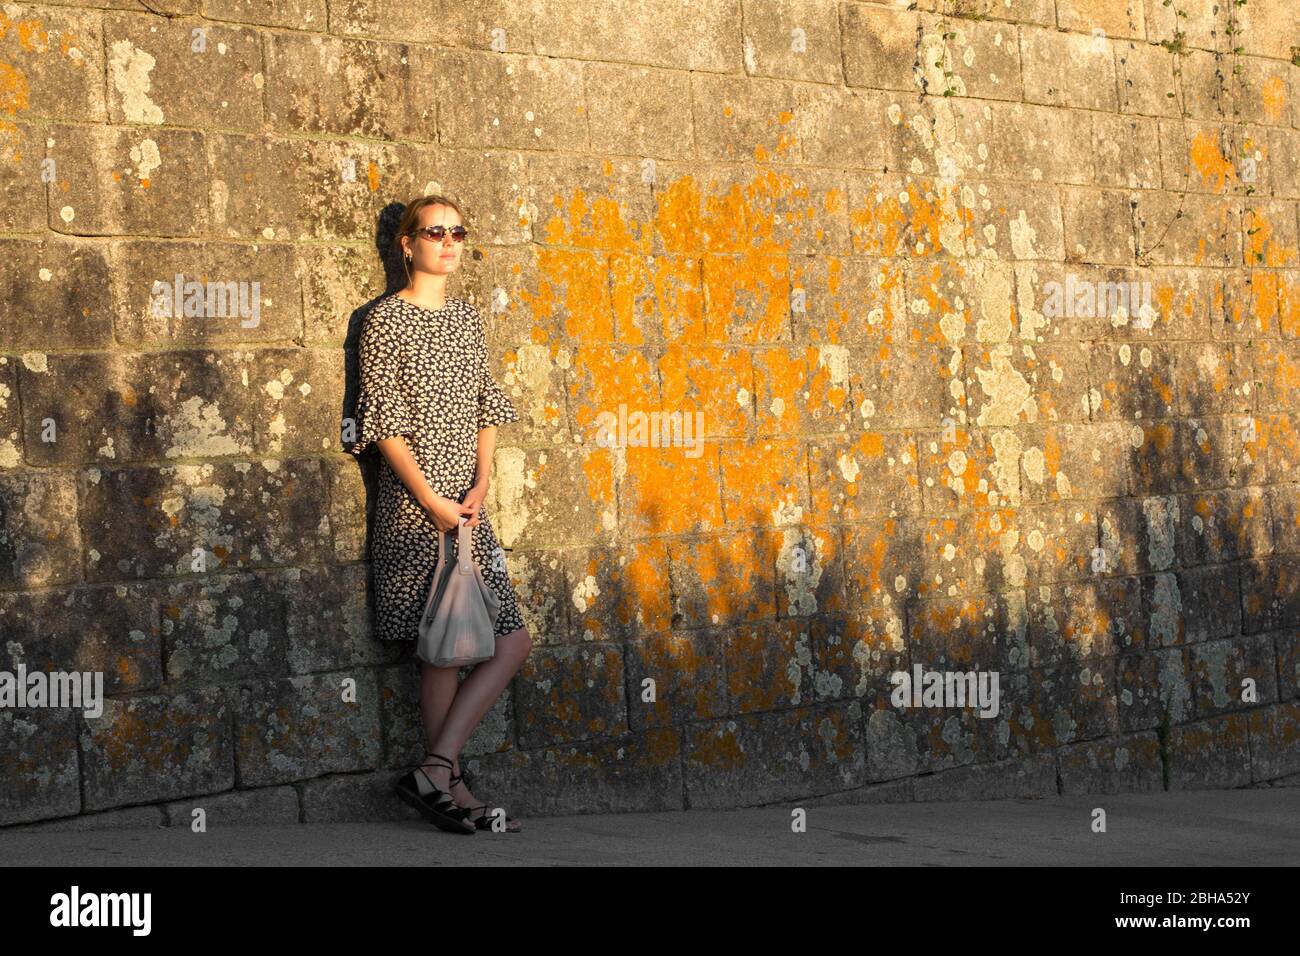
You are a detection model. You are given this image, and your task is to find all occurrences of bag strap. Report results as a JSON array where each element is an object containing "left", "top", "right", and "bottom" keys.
[{"left": 442, "top": 516, "right": 475, "bottom": 576}]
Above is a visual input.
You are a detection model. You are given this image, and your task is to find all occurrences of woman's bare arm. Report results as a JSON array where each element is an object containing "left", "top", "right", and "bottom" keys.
[{"left": 474, "top": 425, "right": 497, "bottom": 489}]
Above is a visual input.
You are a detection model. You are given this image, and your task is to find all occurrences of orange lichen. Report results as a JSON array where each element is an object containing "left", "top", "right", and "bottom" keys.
[
  {"left": 1189, "top": 129, "right": 1236, "bottom": 193},
  {"left": 0, "top": 61, "right": 30, "bottom": 117},
  {"left": 1261, "top": 74, "right": 1287, "bottom": 122}
]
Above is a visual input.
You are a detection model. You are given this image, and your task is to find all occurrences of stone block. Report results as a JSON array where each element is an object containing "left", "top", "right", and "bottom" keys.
[
  {"left": 1057, "top": 729, "right": 1164, "bottom": 793},
  {"left": 1168, "top": 711, "right": 1252, "bottom": 789},
  {"left": 584, "top": 63, "right": 696, "bottom": 157},
  {"left": 563, "top": 540, "right": 671, "bottom": 644},
  {"left": 0, "top": 582, "right": 161, "bottom": 695},
  {"left": 0, "top": 5, "right": 105, "bottom": 122},
  {"left": 684, "top": 701, "right": 864, "bottom": 807},
  {"left": 841, "top": 3, "right": 919, "bottom": 93},
  {"left": 1241, "top": 556, "right": 1300, "bottom": 633},
  {"left": 162, "top": 785, "right": 300, "bottom": 827},
  {"left": 1117, "top": 646, "right": 1192, "bottom": 730},
  {"left": 515, "top": 643, "right": 626, "bottom": 748},
  {"left": 1248, "top": 701, "right": 1300, "bottom": 780},
  {"left": 913, "top": 753, "right": 1057, "bottom": 801},
  {"left": 80, "top": 459, "right": 334, "bottom": 580},
  {"left": 1020, "top": 24, "right": 1119, "bottom": 112},
  {"left": 0, "top": 469, "right": 81, "bottom": 588},
  {"left": 667, "top": 528, "right": 778, "bottom": 628},
  {"left": 231, "top": 670, "right": 381, "bottom": 787},
  {"left": 105, "top": 13, "right": 262, "bottom": 131},
  {"left": 740, "top": 0, "right": 843, "bottom": 84},
  {"left": 46, "top": 123, "right": 207, "bottom": 236},
  {"left": 626, "top": 627, "right": 727, "bottom": 729},
  {"left": 0, "top": 238, "right": 114, "bottom": 351},
  {"left": 425, "top": 50, "right": 587, "bottom": 150},
  {"left": 81, "top": 686, "right": 233, "bottom": 811},
  {"left": 160, "top": 571, "right": 289, "bottom": 686},
  {"left": 0, "top": 708, "right": 80, "bottom": 826},
  {"left": 1191, "top": 634, "right": 1279, "bottom": 718}
]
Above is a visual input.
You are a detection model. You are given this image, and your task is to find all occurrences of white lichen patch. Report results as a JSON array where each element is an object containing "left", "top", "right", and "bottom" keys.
[
  {"left": 1141, "top": 496, "right": 1179, "bottom": 571},
  {"left": 571, "top": 573, "right": 599, "bottom": 613},
  {"left": 973, "top": 260, "right": 1014, "bottom": 344},
  {"left": 973, "top": 346, "right": 1034, "bottom": 426},
  {"left": 164, "top": 396, "right": 244, "bottom": 457},
  {"left": 1009, "top": 209, "right": 1038, "bottom": 259},
  {"left": 778, "top": 529, "right": 823, "bottom": 616},
  {"left": 989, "top": 428, "right": 1023, "bottom": 506},
  {"left": 836, "top": 451, "right": 860, "bottom": 483},
  {"left": 129, "top": 138, "right": 162, "bottom": 182},
  {"left": 817, "top": 344, "right": 850, "bottom": 388},
  {"left": 109, "top": 40, "right": 164, "bottom": 124}
]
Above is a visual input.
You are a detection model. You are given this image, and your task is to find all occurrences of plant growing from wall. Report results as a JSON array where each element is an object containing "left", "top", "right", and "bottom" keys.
[
  {"left": 1225, "top": 0, "right": 1264, "bottom": 267},
  {"left": 1136, "top": 0, "right": 1194, "bottom": 265}
]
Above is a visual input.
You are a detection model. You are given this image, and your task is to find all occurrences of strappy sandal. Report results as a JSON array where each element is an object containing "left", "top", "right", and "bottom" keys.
[
  {"left": 449, "top": 764, "right": 523, "bottom": 833},
  {"left": 394, "top": 752, "right": 476, "bottom": 835}
]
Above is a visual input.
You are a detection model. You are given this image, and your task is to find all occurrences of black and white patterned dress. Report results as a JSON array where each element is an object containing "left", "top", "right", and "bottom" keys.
[{"left": 348, "top": 292, "right": 524, "bottom": 643}]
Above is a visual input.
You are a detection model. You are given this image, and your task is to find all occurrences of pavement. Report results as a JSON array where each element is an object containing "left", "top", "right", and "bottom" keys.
[{"left": 2, "top": 788, "right": 1296, "bottom": 865}]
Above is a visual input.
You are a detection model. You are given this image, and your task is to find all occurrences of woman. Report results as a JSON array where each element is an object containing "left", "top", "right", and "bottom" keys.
[{"left": 348, "top": 195, "right": 530, "bottom": 834}]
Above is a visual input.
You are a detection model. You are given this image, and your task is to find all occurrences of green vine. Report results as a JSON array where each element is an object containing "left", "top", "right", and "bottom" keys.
[
  {"left": 1157, "top": 0, "right": 1188, "bottom": 54},
  {"left": 1225, "top": 1, "right": 1264, "bottom": 268},
  {"left": 927, "top": 0, "right": 997, "bottom": 97},
  {"left": 935, "top": 2, "right": 962, "bottom": 97},
  {"left": 1136, "top": 0, "right": 1193, "bottom": 265}
]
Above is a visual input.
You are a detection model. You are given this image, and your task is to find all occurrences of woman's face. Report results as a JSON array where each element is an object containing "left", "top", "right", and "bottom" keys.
[{"left": 405, "top": 204, "right": 464, "bottom": 278}]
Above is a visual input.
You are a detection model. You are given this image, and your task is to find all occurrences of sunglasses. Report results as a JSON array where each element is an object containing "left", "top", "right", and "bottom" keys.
[{"left": 415, "top": 224, "right": 468, "bottom": 242}]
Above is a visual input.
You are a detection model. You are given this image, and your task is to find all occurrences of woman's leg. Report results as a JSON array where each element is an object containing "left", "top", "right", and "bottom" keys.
[
  {"left": 418, "top": 626, "right": 532, "bottom": 792},
  {"left": 416, "top": 661, "right": 461, "bottom": 790}
]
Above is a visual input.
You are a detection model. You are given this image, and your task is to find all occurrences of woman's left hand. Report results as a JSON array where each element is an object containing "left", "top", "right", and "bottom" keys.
[{"left": 461, "top": 480, "right": 488, "bottom": 527}]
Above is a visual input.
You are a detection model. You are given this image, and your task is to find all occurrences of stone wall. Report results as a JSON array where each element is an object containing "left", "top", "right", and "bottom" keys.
[{"left": 2, "top": 0, "right": 1299, "bottom": 829}]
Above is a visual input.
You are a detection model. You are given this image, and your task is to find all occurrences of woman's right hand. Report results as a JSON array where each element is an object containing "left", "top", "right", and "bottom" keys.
[{"left": 418, "top": 492, "right": 474, "bottom": 533}]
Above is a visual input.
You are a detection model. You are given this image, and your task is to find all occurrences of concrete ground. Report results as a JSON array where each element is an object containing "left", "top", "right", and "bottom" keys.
[{"left": 2, "top": 788, "right": 1296, "bottom": 865}]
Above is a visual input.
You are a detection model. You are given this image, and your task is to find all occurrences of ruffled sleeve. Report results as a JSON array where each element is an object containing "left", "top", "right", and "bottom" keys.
[
  {"left": 476, "top": 310, "right": 520, "bottom": 431},
  {"left": 348, "top": 304, "right": 416, "bottom": 456}
]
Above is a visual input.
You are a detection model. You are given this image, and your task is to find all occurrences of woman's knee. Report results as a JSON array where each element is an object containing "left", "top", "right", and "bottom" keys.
[{"left": 503, "top": 627, "right": 532, "bottom": 664}]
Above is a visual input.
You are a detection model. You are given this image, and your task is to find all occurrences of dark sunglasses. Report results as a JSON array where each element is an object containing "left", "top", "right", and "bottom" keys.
[{"left": 415, "top": 224, "right": 468, "bottom": 242}]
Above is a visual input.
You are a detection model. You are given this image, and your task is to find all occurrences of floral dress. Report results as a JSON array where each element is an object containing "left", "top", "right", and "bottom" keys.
[{"left": 348, "top": 293, "right": 523, "bottom": 642}]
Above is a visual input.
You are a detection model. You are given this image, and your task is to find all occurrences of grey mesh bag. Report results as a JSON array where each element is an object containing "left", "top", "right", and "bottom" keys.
[{"left": 416, "top": 516, "right": 500, "bottom": 667}]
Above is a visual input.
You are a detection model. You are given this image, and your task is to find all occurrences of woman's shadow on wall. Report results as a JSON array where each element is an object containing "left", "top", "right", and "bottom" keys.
[
  {"left": 338, "top": 203, "right": 416, "bottom": 672},
  {"left": 340, "top": 202, "right": 409, "bottom": 453}
]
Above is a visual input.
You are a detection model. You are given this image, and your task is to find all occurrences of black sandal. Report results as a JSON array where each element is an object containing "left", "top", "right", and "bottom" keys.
[
  {"left": 450, "top": 764, "right": 523, "bottom": 833},
  {"left": 394, "top": 752, "right": 476, "bottom": 835}
]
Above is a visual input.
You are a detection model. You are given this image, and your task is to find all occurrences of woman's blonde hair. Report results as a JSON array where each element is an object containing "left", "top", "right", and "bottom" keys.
[{"left": 391, "top": 195, "right": 468, "bottom": 286}]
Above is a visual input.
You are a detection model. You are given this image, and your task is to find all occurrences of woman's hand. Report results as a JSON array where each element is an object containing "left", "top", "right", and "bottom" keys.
[
  {"left": 418, "top": 492, "right": 476, "bottom": 533},
  {"left": 460, "top": 479, "right": 488, "bottom": 528}
]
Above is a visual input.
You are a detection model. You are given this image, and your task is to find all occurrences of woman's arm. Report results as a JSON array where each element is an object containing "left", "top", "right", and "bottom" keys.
[
  {"left": 474, "top": 425, "right": 497, "bottom": 489},
  {"left": 463, "top": 308, "right": 518, "bottom": 518},
  {"left": 379, "top": 435, "right": 473, "bottom": 532},
  {"left": 377, "top": 435, "right": 440, "bottom": 509}
]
